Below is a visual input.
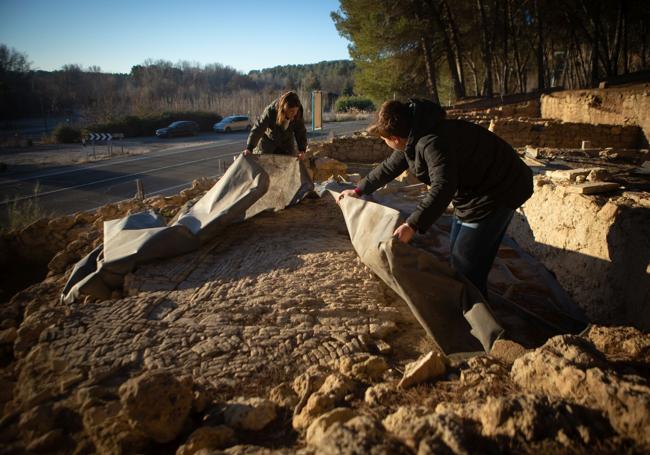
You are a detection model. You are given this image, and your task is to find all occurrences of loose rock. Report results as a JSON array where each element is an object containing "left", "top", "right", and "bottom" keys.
[
  {"left": 511, "top": 335, "right": 650, "bottom": 446},
  {"left": 119, "top": 370, "right": 193, "bottom": 443},
  {"left": 223, "top": 397, "right": 276, "bottom": 431},
  {"left": 398, "top": 351, "right": 447, "bottom": 389},
  {"left": 176, "top": 425, "right": 235, "bottom": 455}
]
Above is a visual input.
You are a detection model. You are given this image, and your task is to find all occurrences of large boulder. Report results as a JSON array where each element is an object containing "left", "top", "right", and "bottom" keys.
[
  {"left": 383, "top": 406, "right": 476, "bottom": 454},
  {"left": 119, "top": 370, "right": 193, "bottom": 443},
  {"left": 511, "top": 335, "right": 650, "bottom": 446},
  {"left": 305, "top": 407, "right": 355, "bottom": 446},
  {"left": 309, "top": 415, "right": 409, "bottom": 454}
]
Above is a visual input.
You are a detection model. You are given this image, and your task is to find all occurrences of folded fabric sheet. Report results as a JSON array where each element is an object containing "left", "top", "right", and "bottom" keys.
[
  {"left": 61, "top": 155, "right": 313, "bottom": 304},
  {"left": 332, "top": 189, "right": 503, "bottom": 354}
]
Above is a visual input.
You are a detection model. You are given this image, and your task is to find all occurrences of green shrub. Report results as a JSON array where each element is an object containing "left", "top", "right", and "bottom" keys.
[
  {"left": 335, "top": 96, "right": 375, "bottom": 113},
  {"left": 52, "top": 124, "right": 82, "bottom": 143},
  {"left": 85, "top": 111, "right": 223, "bottom": 138}
]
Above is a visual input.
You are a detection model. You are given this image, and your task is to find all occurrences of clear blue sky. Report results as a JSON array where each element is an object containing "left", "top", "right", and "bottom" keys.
[{"left": 0, "top": 0, "right": 351, "bottom": 74}]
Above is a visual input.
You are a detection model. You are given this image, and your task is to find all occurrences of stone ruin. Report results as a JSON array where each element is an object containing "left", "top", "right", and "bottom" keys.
[{"left": 0, "top": 85, "right": 649, "bottom": 454}]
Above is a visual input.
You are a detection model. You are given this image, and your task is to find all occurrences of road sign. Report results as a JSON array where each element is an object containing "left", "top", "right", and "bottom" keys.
[{"left": 87, "top": 133, "right": 112, "bottom": 141}]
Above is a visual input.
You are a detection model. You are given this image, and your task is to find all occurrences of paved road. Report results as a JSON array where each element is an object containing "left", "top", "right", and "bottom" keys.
[{"left": 0, "top": 120, "right": 369, "bottom": 224}]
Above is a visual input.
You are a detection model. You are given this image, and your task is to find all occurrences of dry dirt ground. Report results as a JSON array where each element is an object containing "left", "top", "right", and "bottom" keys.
[{"left": 0, "top": 191, "right": 649, "bottom": 454}]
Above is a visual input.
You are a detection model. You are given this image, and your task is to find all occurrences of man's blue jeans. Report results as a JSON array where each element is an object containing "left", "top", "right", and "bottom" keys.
[{"left": 449, "top": 206, "right": 515, "bottom": 304}]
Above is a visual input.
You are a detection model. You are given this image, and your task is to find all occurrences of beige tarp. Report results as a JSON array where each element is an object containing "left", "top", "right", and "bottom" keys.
[
  {"left": 333, "top": 190, "right": 503, "bottom": 353},
  {"left": 61, "top": 155, "right": 312, "bottom": 304},
  {"left": 62, "top": 156, "right": 586, "bottom": 355}
]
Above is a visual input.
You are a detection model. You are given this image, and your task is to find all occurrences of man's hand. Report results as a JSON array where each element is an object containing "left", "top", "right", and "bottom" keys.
[
  {"left": 296, "top": 151, "right": 305, "bottom": 160},
  {"left": 393, "top": 223, "right": 415, "bottom": 243},
  {"left": 242, "top": 149, "right": 252, "bottom": 156},
  {"left": 336, "top": 189, "right": 360, "bottom": 205}
]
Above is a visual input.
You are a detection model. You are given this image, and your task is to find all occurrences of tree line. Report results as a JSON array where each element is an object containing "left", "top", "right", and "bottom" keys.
[
  {"left": 0, "top": 46, "right": 356, "bottom": 123},
  {"left": 332, "top": 0, "right": 650, "bottom": 103}
]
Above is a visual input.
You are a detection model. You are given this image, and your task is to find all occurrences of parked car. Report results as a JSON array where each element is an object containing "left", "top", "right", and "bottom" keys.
[
  {"left": 213, "top": 115, "right": 252, "bottom": 133},
  {"left": 155, "top": 121, "right": 199, "bottom": 138}
]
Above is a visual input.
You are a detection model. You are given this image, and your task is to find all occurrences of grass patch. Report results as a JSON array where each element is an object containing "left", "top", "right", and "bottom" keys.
[
  {"left": 323, "top": 110, "right": 373, "bottom": 123},
  {"left": 2, "top": 183, "right": 50, "bottom": 232}
]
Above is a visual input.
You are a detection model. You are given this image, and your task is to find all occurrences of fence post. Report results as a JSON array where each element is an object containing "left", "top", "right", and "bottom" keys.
[{"left": 135, "top": 179, "right": 145, "bottom": 200}]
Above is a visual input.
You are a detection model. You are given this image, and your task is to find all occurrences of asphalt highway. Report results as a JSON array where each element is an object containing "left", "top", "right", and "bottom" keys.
[{"left": 0, "top": 119, "right": 369, "bottom": 225}]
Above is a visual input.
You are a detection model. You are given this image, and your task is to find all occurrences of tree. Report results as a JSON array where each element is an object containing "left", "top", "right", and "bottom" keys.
[
  {"left": 0, "top": 45, "right": 33, "bottom": 119},
  {"left": 302, "top": 72, "right": 322, "bottom": 91},
  {"left": 332, "top": 0, "right": 650, "bottom": 99},
  {"left": 332, "top": 0, "right": 440, "bottom": 102}
]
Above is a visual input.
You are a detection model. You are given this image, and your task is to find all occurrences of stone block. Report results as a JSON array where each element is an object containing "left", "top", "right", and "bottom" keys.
[{"left": 398, "top": 351, "right": 447, "bottom": 389}]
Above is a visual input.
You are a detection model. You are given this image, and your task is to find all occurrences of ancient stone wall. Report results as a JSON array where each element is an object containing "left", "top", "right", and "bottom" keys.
[
  {"left": 309, "top": 135, "right": 392, "bottom": 163},
  {"left": 448, "top": 99, "right": 541, "bottom": 120},
  {"left": 489, "top": 118, "right": 643, "bottom": 149},
  {"left": 541, "top": 84, "right": 650, "bottom": 145},
  {"left": 508, "top": 177, "right": 650, "bottom": 330}
]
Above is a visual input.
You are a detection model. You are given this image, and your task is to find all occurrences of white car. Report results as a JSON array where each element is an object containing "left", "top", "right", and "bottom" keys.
[{"left": 213, "top": 115, "right": 252, "bottom": 133}]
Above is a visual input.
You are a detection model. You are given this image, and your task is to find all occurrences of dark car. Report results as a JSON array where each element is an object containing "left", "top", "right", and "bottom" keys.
[{"left": 155, "top": 121, "right": 199, "bottom": 138}]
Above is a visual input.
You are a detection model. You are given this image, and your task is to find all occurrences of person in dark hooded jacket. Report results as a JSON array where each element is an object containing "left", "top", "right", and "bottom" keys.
[
  {"left": 337, "top": 99, "right": 533, "bottom": 299},
  {"left": 243, "top": 91, "right": 308, "bottom": 159}
]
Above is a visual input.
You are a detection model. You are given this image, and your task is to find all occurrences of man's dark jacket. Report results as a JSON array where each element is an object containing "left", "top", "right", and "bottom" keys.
[
  {"left": 246, "top": 100, "right": 307, "bottom": 154},
  {"left": 357, "top": 99, "right": 533, "bottom": 232}
]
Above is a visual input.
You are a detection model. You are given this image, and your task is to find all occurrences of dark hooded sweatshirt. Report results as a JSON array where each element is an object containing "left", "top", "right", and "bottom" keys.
[
  {"left": 246, "top": 99, "right": 308, "bottom": 155},
  {"left": 357, "top": 99, "right": 533, "bottom": 232}
]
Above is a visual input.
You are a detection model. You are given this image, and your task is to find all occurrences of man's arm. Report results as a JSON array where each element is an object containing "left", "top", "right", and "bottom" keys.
[
  {"left": 406, "top": 137, "right": 458, "bottom": 232},
  {"left": 356, "top": 150, "right": 409, "bottom": 195}
]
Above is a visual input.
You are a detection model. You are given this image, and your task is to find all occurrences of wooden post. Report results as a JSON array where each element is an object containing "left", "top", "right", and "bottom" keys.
[{"left": 135, "top": 179, "right": 145, "bottom": 200}]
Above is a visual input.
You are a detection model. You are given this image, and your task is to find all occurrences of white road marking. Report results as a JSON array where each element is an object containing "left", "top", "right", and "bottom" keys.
[
  {"left": 0, "top": 152, "right": 240, "bottom": 206},
  {"left": 0, "top": 120, "right": 368, "bottom": 207},
  {"left": 0, "top": 140, "right": 242, "bottom": 185}
]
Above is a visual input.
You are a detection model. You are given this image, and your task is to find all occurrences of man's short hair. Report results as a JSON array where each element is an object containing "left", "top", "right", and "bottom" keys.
[{"left": 367, "top": 100, "right": 411, "bottom": 138}]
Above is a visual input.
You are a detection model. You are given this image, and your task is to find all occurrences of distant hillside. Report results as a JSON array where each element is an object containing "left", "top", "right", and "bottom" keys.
[
  {"left": 249, "top": 60, "right": 355, "bottom": 96},
  {"left": 1, "top": 42, "right": 356, "bottom": 121}
]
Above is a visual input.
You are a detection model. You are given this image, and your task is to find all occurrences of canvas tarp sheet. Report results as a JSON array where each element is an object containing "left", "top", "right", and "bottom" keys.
[
  {"left": 62, "top": 157, "right": 586, "bottom": 355},
  {"left": 61, "top": 154, "right": 313, "bottom": 304},
  {"left": 332, "top": 189, "right": 504, "bottom": 354}
]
